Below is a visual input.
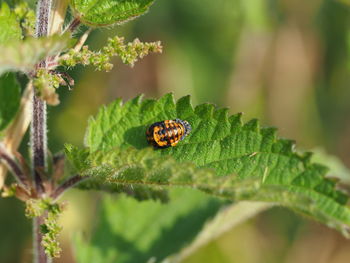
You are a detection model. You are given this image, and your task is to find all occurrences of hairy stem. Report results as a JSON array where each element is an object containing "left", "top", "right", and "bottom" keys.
[
  {"left": 33, "top": 0, "right": 52, "bottom": 262},
  {"left": 33, "top": 215, "right": 52, "bottom": 263},
  {"left": 67, "top": 17, "right": 81, "bottom": 33},
  {"left": 32, "top": 94, "right": 46, "bottom": 195},
  {"left": 52, "top": 175, "right": 88, "bottom": 200}
]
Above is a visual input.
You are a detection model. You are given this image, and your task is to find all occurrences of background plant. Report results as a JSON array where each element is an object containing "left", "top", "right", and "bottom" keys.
[{"left": 1, "top": 0, "right": 350, "bottom": 263}]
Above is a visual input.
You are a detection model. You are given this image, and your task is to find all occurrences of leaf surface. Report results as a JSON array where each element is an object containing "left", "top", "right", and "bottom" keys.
[
  {"left": 67, "top": 94, "right": 350, "bottom": 236},
  {"left": 70, "top": 0, "right": 155, "bottom": 26}
]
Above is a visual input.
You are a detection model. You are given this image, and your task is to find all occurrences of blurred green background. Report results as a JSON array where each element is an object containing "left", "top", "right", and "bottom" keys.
[{"left": 2, "top": 0, "right": 350, "bottom": 262}]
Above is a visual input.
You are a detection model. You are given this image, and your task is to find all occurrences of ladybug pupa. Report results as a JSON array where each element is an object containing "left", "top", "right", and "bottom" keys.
[{"left": 146, "top": 119, "right": 192, "bottom": 148}]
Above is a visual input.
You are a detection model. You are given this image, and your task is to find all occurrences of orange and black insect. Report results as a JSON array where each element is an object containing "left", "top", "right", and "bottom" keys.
[{"left": 146, "top": 119, "right": 192, "bottom": 148}]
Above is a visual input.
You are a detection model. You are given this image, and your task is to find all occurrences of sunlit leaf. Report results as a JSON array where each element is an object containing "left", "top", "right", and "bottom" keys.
[
  {"left": 66, "top": 94, "right": 350, "bottom": 236},
  {"left": 70, "top": 0, "right": 155, "bottom": 26}
]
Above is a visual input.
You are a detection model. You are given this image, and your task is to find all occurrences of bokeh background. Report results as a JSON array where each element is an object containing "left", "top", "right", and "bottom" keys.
[{"left": 1, "top": 0, "right": 350, "bottom": 262}]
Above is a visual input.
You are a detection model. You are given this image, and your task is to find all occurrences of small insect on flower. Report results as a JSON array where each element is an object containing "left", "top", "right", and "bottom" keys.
[{"left": 146, "top": 119, "right": 192, "bottom": 148}]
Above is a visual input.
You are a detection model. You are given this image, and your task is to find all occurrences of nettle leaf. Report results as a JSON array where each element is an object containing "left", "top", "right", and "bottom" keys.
[
  {"left": 0, "top": 34, "right": 73, "bottom": 76},
  {"left": 0, "top": 73, "right": 21, "bottom": 132},
  {"left": 67, "top": 94, "right": 350, "bottom": 236},
  {"left": 0, "top": 2, "right": 22, "bottom": 44},
  {"left": 70, "top": 0, "right": 155, "bottom": 27},
  {"left": 73, "top": 189, "right": 222, "bottom": 263}
]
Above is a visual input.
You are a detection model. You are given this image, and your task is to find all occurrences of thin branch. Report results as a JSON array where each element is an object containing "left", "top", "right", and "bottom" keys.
[
  {"left": 51, "top": 175, "right": 88, "bottom": 200},
  {"left": 0, "top": 145, "right": 30, "bottom": 189},
  {"left": 67, "top": 17, "right": 81, "bottom": 33},
  {"left": 47, "top": 28, "right": 92, "bottom": 69},
  {"left": 74, "top": 28, "right": 92, "bottom": 52}
]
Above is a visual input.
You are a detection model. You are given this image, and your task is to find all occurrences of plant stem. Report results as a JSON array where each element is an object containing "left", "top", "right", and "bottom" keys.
[
  {"left": 33, "top": 215, "right": 52, "bottom": 263},
  {"left": 32, "top": 94, "right": 46, "bottom": 195},
  {"left": 33, "top": 1, "right": 52, "bottom": 262},
  {"left": 0, "top": 145, "right": 29, "bottom": 189},
  {"left": 52, "top": 175, "right": 88, "bottom": 200}
]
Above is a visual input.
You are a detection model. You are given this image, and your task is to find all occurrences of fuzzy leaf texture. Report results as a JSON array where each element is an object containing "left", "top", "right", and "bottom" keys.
[
  {"left": 0, "top": 73, "right": 20, "bottom": 132},
  {"left": 70, "top": 0, "right": 155, "bottom": 26},
  {"left": 67, "top": 94, "right": 350, "bottom": 236},
  {"left": 0, "top": 34, "right": 73, "bottom": 76},
  {"left": 0, "top": 2, "right": 22, "bottom": 44}
]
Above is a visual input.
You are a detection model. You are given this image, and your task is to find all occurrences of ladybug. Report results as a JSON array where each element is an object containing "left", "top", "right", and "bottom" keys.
[{"left": 146, "top": 119, "right": 192, "bottom": 148}]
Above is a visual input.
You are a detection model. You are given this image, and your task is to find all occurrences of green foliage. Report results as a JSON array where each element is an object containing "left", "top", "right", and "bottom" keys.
[
  {"left": 73, "top": 189, "right": 223, "bottom": 263},
  {"left": 60, "top": 36, "right": 162, "bottom": 71},
  {"left": 66, "top": 94, "right": 350, "bottom": 236},
  {"left": 0, "top": 73, "right": 20, "bottom": 132},
  {"left": 70, "top": 0, "right": 155, "bottom": 27},
  {"left": 0, "top": 2, "right": 22, "bottom": 44},
  {"left": 64, "top": 144, "right": 217, "bottom": 201},
  {"left": 0, "top": 33, "right": 73, "bottom": 76}
]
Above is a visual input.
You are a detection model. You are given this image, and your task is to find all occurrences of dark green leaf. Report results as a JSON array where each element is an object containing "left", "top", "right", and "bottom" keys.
[{"left": 0, "top": 73, "right": 20, "bottom": 132}]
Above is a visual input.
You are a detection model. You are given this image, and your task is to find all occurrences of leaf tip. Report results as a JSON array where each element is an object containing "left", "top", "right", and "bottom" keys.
[{"left": 243, "top": 119, "right": 260, "bottom": 132}]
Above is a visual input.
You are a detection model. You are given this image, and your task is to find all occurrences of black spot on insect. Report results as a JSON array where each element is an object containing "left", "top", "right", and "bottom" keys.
[{"left": 146, "top": 119, "right": 192, "bottom": 148}]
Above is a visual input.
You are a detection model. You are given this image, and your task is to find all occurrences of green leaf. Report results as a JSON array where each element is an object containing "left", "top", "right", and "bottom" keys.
[
  {"left": 0, "top": 2, "right": 22, "bottom": 44},
  {"left": 310, "top": 148, "right": 350, "bottom": 187},
  {"left": 67, "top": 94, "right": 350, "bottom": 236},
  {"left": 73, "top": 189, "right": 223, "bottom": 263},
  {"left": 70, "top": 0, "right": 155, "bottom": 27},
  {"left": 0, "top": 34, "right": 73, "bottom": 76},
  {"left": 0, "top": 73, "right": 21, "bottom": 132}
]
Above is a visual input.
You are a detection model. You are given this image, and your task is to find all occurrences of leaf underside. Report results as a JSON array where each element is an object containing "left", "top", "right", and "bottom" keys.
[
  {"left": 70, "top": 0, "right": 155, "bottom": 26},
  {"left": 66, "top": 93, "right": 350, "bottom": 236},
  {"left": 73, "top": 189, "right": 223, "bottom": 263}
]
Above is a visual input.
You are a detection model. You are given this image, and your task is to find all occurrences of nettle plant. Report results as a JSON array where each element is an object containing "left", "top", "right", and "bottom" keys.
[{"left": 0, "top": 0, "right": 350, "bottom": 262}]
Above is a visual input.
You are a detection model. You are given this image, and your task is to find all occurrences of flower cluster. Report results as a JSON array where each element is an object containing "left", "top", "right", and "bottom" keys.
[
  {"left": 41, "top": 205, "right": 63, "bottom": 258},
  {"left": 25, "top": 198, "right": 65, "bottom": 258},
  {"left": 14, "top": 2, "right": 36, "bottom": 36},
  {"left": 60, "top": 36, "right": 162, "bottom": 71},
  {"left": 33, "top": 69, "right": 61, "bottom": 106}
]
